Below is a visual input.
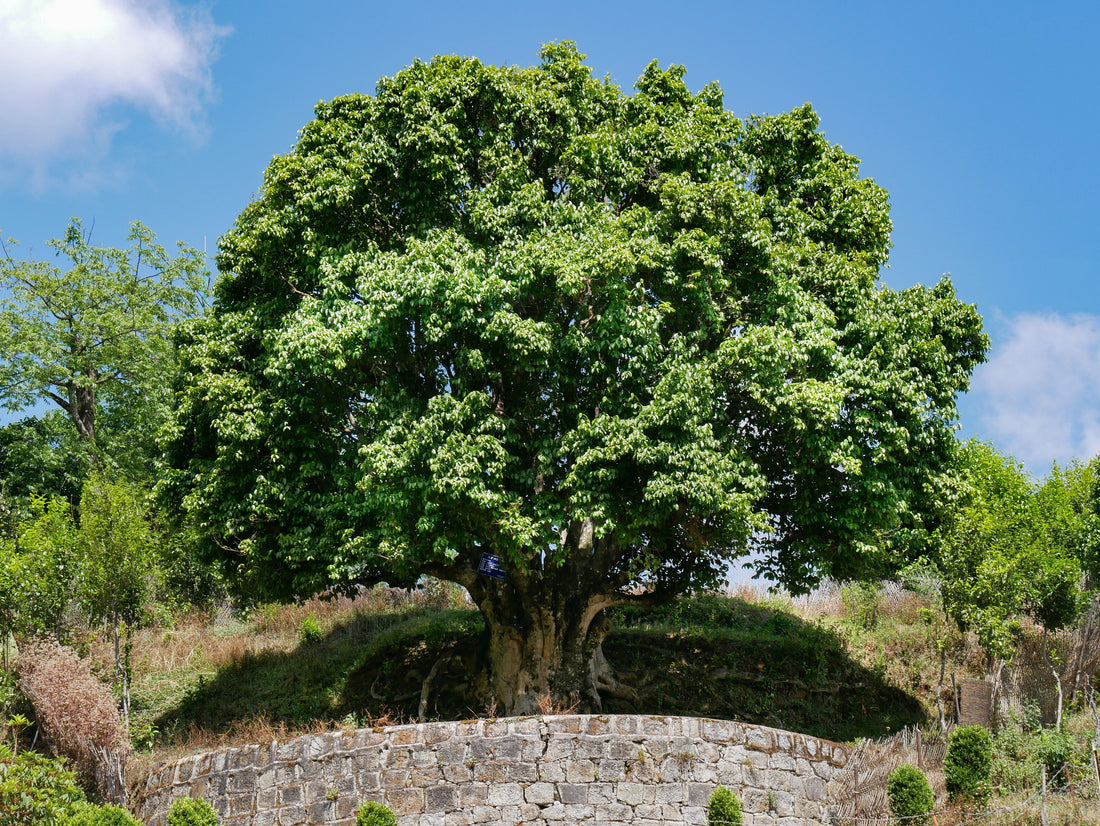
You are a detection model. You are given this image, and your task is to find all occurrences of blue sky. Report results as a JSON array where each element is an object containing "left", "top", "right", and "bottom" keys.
[{"left": 1, "top": 0, "right": 1098, "bottom": 476}]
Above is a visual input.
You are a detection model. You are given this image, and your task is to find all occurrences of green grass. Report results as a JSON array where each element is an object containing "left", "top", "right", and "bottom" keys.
[{"left": 127, "top": 587, "right": 931, "bottom": 752}]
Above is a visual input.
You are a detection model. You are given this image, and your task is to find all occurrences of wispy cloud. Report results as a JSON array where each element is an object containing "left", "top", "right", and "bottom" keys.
[
  {"left": 0, "top": 0, "right": 228, "bottom": 171},
  {"left": 972, "top": 313, "right": 1100, "bottom": 470}
]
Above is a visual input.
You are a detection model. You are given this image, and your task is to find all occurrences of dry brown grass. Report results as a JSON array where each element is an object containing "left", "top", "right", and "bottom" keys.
[{"left": 17, "top": 638, "right": 130, "bottom": 802}]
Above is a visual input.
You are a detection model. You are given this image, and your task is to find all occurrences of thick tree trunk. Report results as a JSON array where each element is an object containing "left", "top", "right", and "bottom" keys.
[
  {"left": 479, "top": 599, "right": 611, "bottom": 715},
  {"left": 435, "top": 518, "right": 634, "bottom": 716}
]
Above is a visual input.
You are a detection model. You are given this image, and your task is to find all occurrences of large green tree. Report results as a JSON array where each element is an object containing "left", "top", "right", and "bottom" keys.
[
  {"left": 164, "top": 44, "right": 987, "bottom": 713},
  {"left": 0, "top": 219, "right": 208, "bottom": 467}
]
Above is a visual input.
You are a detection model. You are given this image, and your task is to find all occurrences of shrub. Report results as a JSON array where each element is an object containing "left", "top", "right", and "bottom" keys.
[
  {"left": 707, "top": 784, "right": 743, "bottom": 826},
  {"left": 167, "top": 795, "right": 220, "bottom": 826},
  {"left": 1036, "top": 729, "right": 1075, "bottom": 789},
  {"left": 944, "top": 724, "right": 992, "bottom": 804},
  {"left": 887, "top": 763, "right": 934, "bottom": 825},
  {"left": 0, "top": 743, "right": 86, "bottom": 825},
  {"left": 15, "top": 639, "right": 129, "bottom": 799},
  {"left": 68, "top": 802, "right": 143, "bottom": 825},
  {"left": 356, "top": 800, "right": 398, "bottom": 826},
  {"left": 298, "top": 614, "right": 323, "bottom": 645}
]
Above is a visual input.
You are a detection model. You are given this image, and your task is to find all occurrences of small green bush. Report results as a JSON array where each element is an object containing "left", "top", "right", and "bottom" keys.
[
  {"left": 68, "top": 802, "right": 143, "bottom": 826},
  {"left": 944, "top": 724, "right": 992, "bottom": 804},
  {"left": 1036, "top": 729, "right": 1075, "bottom": 789},
  {"left": 887, "top": 763, "right": 934, "bottom": 825},
  {"left": 298, "top": 613, "right": 323, "bottom": 645},
  {"left": 167, "top": 796, "right": 220, "bottom": 826},
  {"left": 356, "top": 800, "right": 398, "bottom": 826},
  {"left": 707, "top": 784, "right": 743, "bottom": 826}
]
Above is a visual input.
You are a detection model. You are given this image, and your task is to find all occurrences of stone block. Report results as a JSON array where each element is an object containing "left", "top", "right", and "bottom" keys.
[
  {"left": 587, "top": 782, "right": 614, "bottom": 803},
  {"left": 470, "top": 805, "right": 499, "bottom": 823},
  {"left": 655, "top": 782, "right": 685, "bottom": 803},
  {"left": 616, "top": 781, "right": 643, "bottom": 805},
  {"left": 594, "top": 802, "right": 634, "bottom": 821},
  {"left": 524, "top": 781, "right": 556, "bottom": 804},
  {"left": 458, "top": 783, "right": 489, "bottom": 807},
  {"left": 382, "top": 769, "right": 409, "bottom": 788},
  {"left": 472, "top": 761, "right": 505, "bottom": 783},
  {"left": 558, "top": 782, "right": 588, "bottom": 804},
  {"left": 276, "top": 804, "right": 304, "bottom": 824},
  {"left": 538, "top": 761, "right": 565, "bottom": 782},
  {"left": 486, "top": 783, "right": 523, "bottom": 806},
  {"left": 564, "top": 759, "right": 596, "bottom": 783},
  {"left": 425, "top": 784, "right": 456, "bottom": 811},
  {"left": 545, "top": 716, "right": 583, "bottom": 734},
  {"left": 504, "top": 761, "right": 538, "bottom": 782},
  {"left": 687, "top": 782, "right": 712, "bottom": 805},
  {"left": 386, "top": 787, "right": 424, "bottom": 816},
  {"left": 442, "top": 764, "right": 472, "bottom": 783},
  {"left": 393, "top": 727, "right": 422, "bottom": 746}
]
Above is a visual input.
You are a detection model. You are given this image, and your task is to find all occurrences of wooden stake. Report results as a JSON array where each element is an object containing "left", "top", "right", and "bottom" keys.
[
  {"left": 1041, "top": 765, "right": 1049, "bottom": 826},
  {"left": 1092, "top": 744, "right": 1100, "bottom": 802}
]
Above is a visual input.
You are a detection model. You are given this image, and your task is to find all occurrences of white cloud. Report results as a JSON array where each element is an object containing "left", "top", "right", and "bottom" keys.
[
  {"left": 0, "top": 0, "right": 227, "bottom": 162},
  {"left": 972, "top": 313, "right": 1100, "bottom": 469}
]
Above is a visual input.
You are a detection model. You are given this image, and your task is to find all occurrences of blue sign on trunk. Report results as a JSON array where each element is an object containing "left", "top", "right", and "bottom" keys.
[{"left": 477, "top": 553, "right": 506, "bottom": 580}]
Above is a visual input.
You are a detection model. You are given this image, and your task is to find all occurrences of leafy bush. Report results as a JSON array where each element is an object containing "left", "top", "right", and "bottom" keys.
[
  {"left": 887, "top": 763, "right": 934, "bottom": 825},
  {"left": 167, "top": 795, "right": 220, "bottom": 826},
  {"left": 945, "top": 724, "right": 993, "bottom": 804},
  {"left": 68, "top": 802, "right": 143, "bottom": 825},
  {"left": 1036, "top": 728, "right": 1076, "bottom": 789},
  {"left": 298, "top": 614, "right": 323, "bottom": 645},
  {"left": 707, "top": 784, "right": 742, "bottom": 825},
  {"left": 841, "top": 582, "right": 881, "bottom": 630},
  {"left": 356, "top": 800, "right": 398, "bottom": 826},
  {"left": 0, "top": 743, "right": 86, "bottom": 825}
]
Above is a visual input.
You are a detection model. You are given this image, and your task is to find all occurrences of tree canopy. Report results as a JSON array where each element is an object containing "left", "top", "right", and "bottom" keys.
[
  {"left": 165, "top": 44, "right": 988, "bottom": 712},
  {"left": 939, "top": 441, "right": 1098, "bottom": 659},
  {"left": 0, "top": 219, "right": 208, "bottom": 467}
]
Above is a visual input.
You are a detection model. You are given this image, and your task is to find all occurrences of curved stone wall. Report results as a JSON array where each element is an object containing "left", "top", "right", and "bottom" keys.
[{"left": 134, "top": 715, "right": 850, "bottom": 826}]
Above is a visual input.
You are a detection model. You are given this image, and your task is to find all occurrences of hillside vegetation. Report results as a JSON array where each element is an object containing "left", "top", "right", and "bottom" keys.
[{"left": 99, "top": 582, "right": 970, "bottom": 760}]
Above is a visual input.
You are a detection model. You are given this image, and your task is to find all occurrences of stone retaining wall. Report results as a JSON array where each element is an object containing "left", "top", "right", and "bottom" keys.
[{"left": 134, "top": 715, "right": 850, "bottom": 826}]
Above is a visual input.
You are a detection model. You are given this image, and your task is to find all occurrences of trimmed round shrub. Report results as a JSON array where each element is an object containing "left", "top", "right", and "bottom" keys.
[
  {"left": 356, "top": 800, "right": 398, "bottom": 826},
  {"left": 944, "top": 724, "right": 992, "bottom": 804},
  {"left": 68, "top": 803, "right": 143, "bottom": 826},
  {"left": 167, "top": 796, "right": 220, "bottom": 826},
  {"left": 887, "top": 763, "right": 934, "bottom": 826},
  {"left": 707, "top": 784, "right": 743, "bottom": 826}
]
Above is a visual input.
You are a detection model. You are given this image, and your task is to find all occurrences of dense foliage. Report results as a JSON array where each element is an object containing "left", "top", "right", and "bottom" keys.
[
  {"left": 0, "top": 743, "right": 86, "bottom": 826},
  {"left": 939, "top": 441, "right": 1098, "bottom": 658},
  {"left": 355, "top": 800, "right": 397, "bottom": 826},
  {"left": 167, "top": 796, "right": 220, "bottom": 826},
  {"left": 165, "top": 43, "right": 987, "bottom": 711},
  {"left": 706, "top": 784, "right": 743, "bottom": 825},
  {"left": 944, "top": 724, "right": 993, "bottom": 804},
  {"left": 0, "top": 219, "right": 208, "bottom": 469},
  {"left": 887, "top": 763, "right": 934, "bottom": 825}
]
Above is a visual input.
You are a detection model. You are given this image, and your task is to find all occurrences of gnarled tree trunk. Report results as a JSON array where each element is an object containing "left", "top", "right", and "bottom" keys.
[{"left": 435, "top": 518, "right": 638, "bottom": 716}]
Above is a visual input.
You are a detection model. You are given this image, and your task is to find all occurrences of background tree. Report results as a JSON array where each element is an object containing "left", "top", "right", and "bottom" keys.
[
  {"left": 164, "top": 44, "right": 988, "bottom": 713},
  {"left": 0, "top": 413, "right": 84, "bottom": 535},
  {"left": 0, "top": 219, "right": 208, "bottom": 468},
  {"left": 76, "top": 471, "right": 157, "bottom": 730},
  {"left": 939, "top": 441, "right": 1090, "bottom": 661},
  {"left": 0, "top": 496, "right": 79, "bottom": 641}
]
